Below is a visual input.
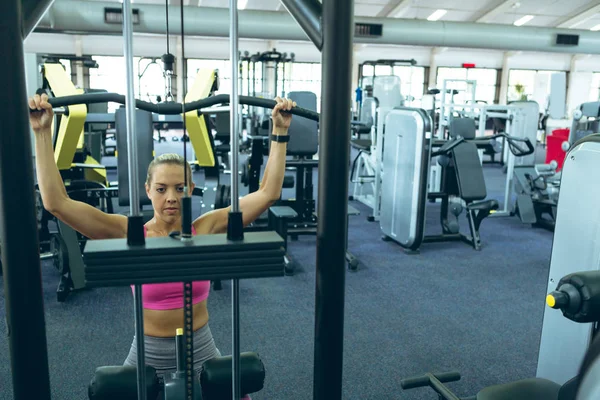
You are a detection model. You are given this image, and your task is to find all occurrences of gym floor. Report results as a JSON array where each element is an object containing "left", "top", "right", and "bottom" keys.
[{"left": 0, "top": 141, "right": 554, "bottom": 400}]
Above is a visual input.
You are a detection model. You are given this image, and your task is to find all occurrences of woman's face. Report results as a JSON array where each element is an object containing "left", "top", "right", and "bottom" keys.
[{"left": 145, "top": 163, "right": 194, "bottom": 223}]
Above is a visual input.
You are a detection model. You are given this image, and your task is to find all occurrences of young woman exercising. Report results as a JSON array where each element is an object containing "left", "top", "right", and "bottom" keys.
[{"left": 29, "top": 92, "right": 295, "bottom": 387}]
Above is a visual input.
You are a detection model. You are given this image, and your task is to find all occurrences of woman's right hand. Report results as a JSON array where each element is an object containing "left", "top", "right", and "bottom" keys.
[{"left": 28, "top": 93, "right": 54, "bottom": 134}]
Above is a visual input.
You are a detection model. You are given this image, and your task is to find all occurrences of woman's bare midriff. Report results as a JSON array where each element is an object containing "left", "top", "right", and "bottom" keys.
[{"left": 143, "top": 299, "right": 209, "bottom": 337}]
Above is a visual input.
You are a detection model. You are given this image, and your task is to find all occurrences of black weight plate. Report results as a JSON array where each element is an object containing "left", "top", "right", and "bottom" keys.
[
  {"left": 35, "top": 190, "right": 43, "bottom": 229},
  {"left": 214, "top": 184, "right": 225, "bottom": 209},
  {"left": 225, "top": 185, "right": 231, "bottom": 207},
  {"left": 50, "top": 233, "right": 69, "bottom": 275},
  {"left": 241, "top": 159, "right": 250, "bottom": 186}
]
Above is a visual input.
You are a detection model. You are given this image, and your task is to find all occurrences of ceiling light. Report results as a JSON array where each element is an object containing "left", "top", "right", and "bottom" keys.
[
  {"left": 427, "top": 9, "right": 447, "bottom": 22},
  {"left": 591, "top": 24, "right": 600, "bottom": 31},
  {"left": 514, "top": 15, "right": 534, "bottom": 26},
  {"left": 238, "top": 0, "right": 248, "bottom": 10}
]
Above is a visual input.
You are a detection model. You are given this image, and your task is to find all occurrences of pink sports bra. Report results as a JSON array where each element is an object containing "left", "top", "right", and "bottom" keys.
[{"left": 130, "top": 225, "right": 211, "bottom": 310}]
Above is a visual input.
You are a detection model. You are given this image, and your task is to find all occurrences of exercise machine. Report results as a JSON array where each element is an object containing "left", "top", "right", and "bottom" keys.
[
  {"left": 380, "top": 110, "right": 532, "bottom": 253},
  {"left": 241, "top": 48, "right": 296, "bottom": 137},
  {"left": 430, "top": 101, "right": 539, "bottom": 218},
  {"left": 400, "top": 134, "right": 600, "bottom": 399},
  {"left": 512, "top": 162, "right": 560, "bottom": 231},
  {"left": 357, "top": 58, "right": 417, "bottom": 104},
  {"left": 513, "top": 101, "right": 599, "bottom": 231},
  {"left": 536, "top": 134, "right": 600, "bottom": 385},
  {"left": 36, "top": 61, "right": 221, "bottom": 301},
  {"left": 89, "top": 329, "right": 265, "bottom": 400},
  {"left": 350, "top": 73, "right": 404, "bottom": 220}
]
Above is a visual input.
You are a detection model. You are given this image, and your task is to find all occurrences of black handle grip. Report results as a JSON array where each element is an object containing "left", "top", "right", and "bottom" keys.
[
  {"left": 400, "top": 371, "right": 461, "bottom": 389},
  {"left": 506, "top": 136, "right": 535, "bottom": 157},
  {"left": 491, "top": 133, "right": 534, "bottom": 157},
  {"left": 41, "top": 92, "right": 320, "bottom": 121},
  {"left": 431, "top": 138, "right": 465, "bottom": 158}
]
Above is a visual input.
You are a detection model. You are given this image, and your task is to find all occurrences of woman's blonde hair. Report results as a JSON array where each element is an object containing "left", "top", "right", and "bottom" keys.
[{"left": 145, "top": 153, "right": 193, "bottom": 186}]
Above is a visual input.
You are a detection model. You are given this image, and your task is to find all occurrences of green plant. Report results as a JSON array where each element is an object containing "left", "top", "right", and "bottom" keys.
[{"left": 514, "top": 83, "right": 528, "bottom": 101}]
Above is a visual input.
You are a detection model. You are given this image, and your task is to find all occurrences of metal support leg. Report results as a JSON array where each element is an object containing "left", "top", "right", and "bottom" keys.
[{"left": 467, "top": 210, "right": 481, "bottom": 251}]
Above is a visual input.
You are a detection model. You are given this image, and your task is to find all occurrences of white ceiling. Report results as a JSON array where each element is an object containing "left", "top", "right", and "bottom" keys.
[{"left": 98, "top": 0, "right": 600, "bottom": 30}]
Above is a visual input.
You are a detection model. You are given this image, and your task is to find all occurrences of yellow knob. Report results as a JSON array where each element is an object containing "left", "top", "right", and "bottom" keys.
[
  {"left": 176, "top": 328, "right": 183, "bottom": 336},
  {"left": 546, "top": 294, "right": 556, "bottom": 308}
]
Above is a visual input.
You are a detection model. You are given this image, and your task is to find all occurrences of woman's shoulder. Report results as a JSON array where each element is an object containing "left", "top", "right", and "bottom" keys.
[{"left": 192, "top": 218, "right": 213, "bottom": 235}]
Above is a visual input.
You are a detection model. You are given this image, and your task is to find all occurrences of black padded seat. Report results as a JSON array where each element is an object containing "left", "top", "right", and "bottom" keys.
[
  {"left": 215, "top": 144, "right": 230, "bottom": 153},
  {"left": 467, "top": 199, "right": 499, "bottom": 212},
  {"left": 351, "top": 139, "right": 372, "bottom": 151},
  {"left": 476, "top": 378, "right": 561, "bottom": 400}
]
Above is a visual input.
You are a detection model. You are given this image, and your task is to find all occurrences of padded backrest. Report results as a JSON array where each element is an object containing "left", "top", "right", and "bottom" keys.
[
  {"left": 373, "top": 75, "right": 403, "bottom": 108},
  {"left": 449, "top": 117, "right": 476, "bottom": 139},
  {"left": 115, "top": 108, "right": 154, "bottom": 207},
  {"left": 214, "top": 112, "right": 231, "bottom": 140},
  {"left": 451, "top": 141, "right": 487, "bottom": 201},
  {"left": 284, "top": 91, "right": 319, "bottom": 156},
  {"left": 85, "top": 89, "right": 109, "bottom": 132},
  {"left": 360, "top": 97, "right": 377, "bottom": 127},
  {"left": 581, "top": 101, "right": 600, "bottom": 118}
]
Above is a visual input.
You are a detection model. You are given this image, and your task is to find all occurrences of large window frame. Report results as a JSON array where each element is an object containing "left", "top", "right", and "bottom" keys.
[{"left": 436, "top": 67, "right": 499, "bottom": 105}]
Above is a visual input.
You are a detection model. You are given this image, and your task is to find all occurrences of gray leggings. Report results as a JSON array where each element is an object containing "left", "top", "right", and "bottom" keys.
[
  {"left": 123, "top": 323, "right": 221, "bottom": 377},
  {"left": 124, "top": 324, "right": 252, "bottom": 399}
]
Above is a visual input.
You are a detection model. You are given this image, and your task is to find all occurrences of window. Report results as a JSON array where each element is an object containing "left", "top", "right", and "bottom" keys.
[
  {"left": 278, "top": 62, "right": 322, "bottom": 110},
  {"left": 59, "top": 59, "right": 72, "bottom": 82},
  {"left": 187, "top": 59, "right": 232, "bottom": 97},
  {"left": 137, "top": 57, "right": 167, "bottom": 103},
  {"left": 360, "top": 64, "right": 426, "bottom": 104},
  {"left": 589, "top": 73, "right": 600, "bottom": 102},
  {"left": 394, "top": 65, "right": 425, "bottom": 105},
  {"left": 508, "top": 69, "right": 565, "bottom": 107},
  {"left": 507, "top": 69, "right": 536, "bottom": 102},
  {"left": 90, "top": 56, "right": 168, "bottom": 112},
  {"left": 89, "top": 56, "right": 129, "bottom": 113},
  {"left": 436, "top": 67, "right": 498, "bottom": 104},
  {"left": 189, "top": 60, "right": 323, "bottom": 111}
]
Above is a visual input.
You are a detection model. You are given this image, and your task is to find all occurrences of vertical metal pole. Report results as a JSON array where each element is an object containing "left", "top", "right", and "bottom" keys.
[
  {"left": 1, "top": 1, "right": 52, "bottom": 399},
  {"left": 230, "top": 0, "right": 240, "bottom": 212},
  {"left": 229, "top": 0, "right": 242, "bottom": 399},
  {"left": 314, "top": 0, "right": 354, "bottom": 399},
  {"left": 122, "top": 1, "right": 146, "bottom": 399},
  {"left": 438, "top": 83, "right": 446, "bottom": 139},
  {"left": 503, "top": 115, "right": 515, "bottom": 215},
  {"left": 478, "top": 107, "right": 486, "bottom": 138}
]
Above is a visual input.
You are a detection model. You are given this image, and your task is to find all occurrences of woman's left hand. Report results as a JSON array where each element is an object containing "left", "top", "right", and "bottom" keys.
[{"left": 272, "top": 97, "right": 296, "bottom": 132}]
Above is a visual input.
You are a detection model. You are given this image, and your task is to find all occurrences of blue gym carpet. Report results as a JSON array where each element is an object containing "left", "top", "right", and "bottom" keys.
[{"left": 0, "top": 142, "right": 555, "bottom": 399}]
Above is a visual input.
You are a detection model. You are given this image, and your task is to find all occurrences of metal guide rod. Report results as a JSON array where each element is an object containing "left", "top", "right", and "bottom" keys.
[
  {"left": 229, "top": 0, "right": 242, "bottom": 399},
  {"left": 123, "top": 0, "right": 141, "bottom": 217},
  {"left": 230, "top": 0, "right": 240, "bottom": 213},
  {"left": 122, "top": 0, "right": 147, "bottom": 399}
]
